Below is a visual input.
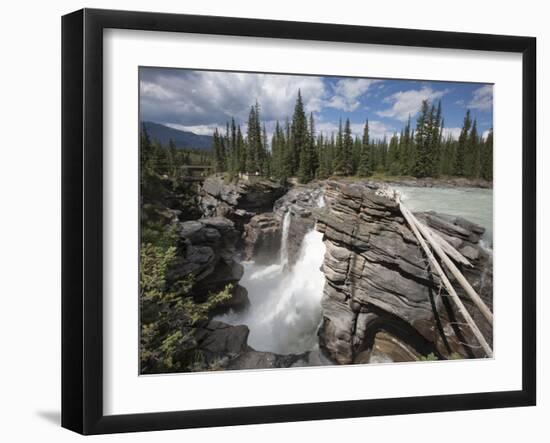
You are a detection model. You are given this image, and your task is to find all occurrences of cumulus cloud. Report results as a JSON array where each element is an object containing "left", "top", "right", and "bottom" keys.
[
  {"left": 442, "top": 127, "right": 462, "bottom": 140},
  {"left": 165, "top": 123, "right": 220, "bottom": 136},
  {"left": 139, "top": 69, "right": 326, "bottom": 128},
  {"left": 316, "top": 119, "right": 395, "bottom": 141},
  {"left": 467, "top": 85, "right": 493, "bottom": 111},
  {"left": 376, "top": 87, "right": 449, "bottom": 121},
  {"left": 326, "top": 79, "right": 381, "bottom": 112}
]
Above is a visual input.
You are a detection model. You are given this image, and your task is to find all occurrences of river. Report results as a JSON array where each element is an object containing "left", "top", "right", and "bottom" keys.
[{"left": 395, "top": 186, "right": 493, "bottom": 245}]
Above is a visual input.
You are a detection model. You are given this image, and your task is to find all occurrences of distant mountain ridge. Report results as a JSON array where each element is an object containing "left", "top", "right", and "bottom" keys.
[{"left": 141, "top": 121, "right": 213, "bottom": 150}]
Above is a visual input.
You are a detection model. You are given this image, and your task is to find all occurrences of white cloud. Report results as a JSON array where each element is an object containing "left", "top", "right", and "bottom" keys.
[
  {"left": 376, "top": 87, "right": 449, "bottom": 121},
  {"left": 326, "top": 79, "right": 381, "bottom": 112},
  {"left": 316, "top": 119, "right": 395, "bottom": 141},
  {"left": 467, "top": 85, "right": 493, "bottom": 111},
  {"left": 165, "top": 123, "right": 219, "bottom": 136},
  {"left": 482, "top": 129, "right": 492, "bottom": 140},
  {"left": 140, "top": 69, "right": 327, "bottom": 128},
  {"left": 140, "top": 81, "right": 176, "bottom": 100},
  {"left": 442, "top": 127, "right": 462, "bottom": 140}
]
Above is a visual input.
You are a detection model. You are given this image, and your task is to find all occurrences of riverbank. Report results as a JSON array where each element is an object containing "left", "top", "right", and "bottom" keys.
[{"left": 329, "top": 174, "right": 493, "bottom": 189}]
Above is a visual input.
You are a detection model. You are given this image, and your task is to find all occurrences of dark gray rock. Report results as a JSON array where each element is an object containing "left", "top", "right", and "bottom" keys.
[
  {"left": 317, "top": 180, "right": 493, "bottom": 364},
  {"left": 243, "top": 212, "right": 282, "bottom": 264},
  {"left": 198, "top": 320, "right": 249, "bottom": 354},
  {"left": 169, "top": 217, "right": 249, "bottom": 312},
  {"left": 197, "top": 176, "right": 286, "bottom": 232},
  {"left": 226, "top": 350, "right": 311, "bottom": 370}
]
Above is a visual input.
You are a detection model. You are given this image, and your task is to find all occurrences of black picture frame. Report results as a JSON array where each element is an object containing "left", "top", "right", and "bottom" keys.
[{"left": 61, "top": 8, "right": 537, "bottom": 435}]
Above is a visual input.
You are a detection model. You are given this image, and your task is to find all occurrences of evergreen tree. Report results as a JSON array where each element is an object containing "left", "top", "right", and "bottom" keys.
[
  {"left": 261, "top": 123, "right": 270, "bottom": 176},
  {"left": 336, "top": 119, "right": 354, "bottom": 175},
  {"left": 414, "top": 100, "right": 430, "bottom": 178},
  {"left": 467, "top": 119, "right": 480, "bottom": 178},
  {"left": 298, "top": 112, "right": 317, "bottom": 183},
  {"left": 246, "top": 105, "right": 259, "bottom": 173},
  {"left": 290, "top": 90, "right": 308, "bottom": 176},
  {"left": 282, "top": 118, "right": 293, "bottom": 178},
  {"left": 140, "top": 123, "right": 154, "bottom": 177},
  {"left": 399, "top": 116, "right": 412, "bottom": 175},
  {"left": 480, "top": 129, "right": 493, "bottom": 181},
  {"left": 237, "top": 125, "right": 246, "bottom": 173},
  {"left": 387, "top": 133, "right": 400, "bottom": 175},
  {"left": 212, "top": 128, "right": 226, "bottom": 172},
  {"left": 430, "top": 101, "right": 442, "bottom": 177},
  {"left": 334, "top": 119, "right": 343, "bottom": 173},
  {"left": 168, "top": 139, "right": 178, "bottom": 177},
  {"left": 454, "top": 110, "right": 472, "bottom": 176},
  {"left": 357, "top": 120, "right": 372, "bottom": 177}
]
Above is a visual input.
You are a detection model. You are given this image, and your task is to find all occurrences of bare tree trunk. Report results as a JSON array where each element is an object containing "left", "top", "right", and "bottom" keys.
[{"left": 399, "top": 201, "right": 493, "bottom": 358}]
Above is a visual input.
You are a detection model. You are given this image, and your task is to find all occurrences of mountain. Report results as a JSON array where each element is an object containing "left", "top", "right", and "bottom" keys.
[{"left": 141, "top": 121, "right": 214, "bottom": 150}]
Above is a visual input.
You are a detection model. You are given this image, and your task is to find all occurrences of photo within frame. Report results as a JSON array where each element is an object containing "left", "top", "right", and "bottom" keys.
[
  {"left": 62, "top": 9, "right": 535, "bottom": 434},
  {"left": 138, "top": 66, "right": 494, "bottom": 375}
]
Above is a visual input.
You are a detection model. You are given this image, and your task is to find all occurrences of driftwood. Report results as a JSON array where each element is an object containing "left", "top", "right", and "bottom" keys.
[
  {"left": 416, "top": 220, "right": 473, "bottom": 268},
  {"left": 409, "top": 212, "right": 493, "bottom": 325},
  {"left": 398, "top": 200, "right": 493, "bottom": 358}
]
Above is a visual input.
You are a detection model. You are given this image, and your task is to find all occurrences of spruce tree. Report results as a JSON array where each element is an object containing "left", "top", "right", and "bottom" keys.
[
  {"left": 246, "top": 105, "right": 259, "bottom": 173},
  {"left": 414, "top": 100, "right": 430, "bottom": 178},
  {"left": 467, "top": 119, "right": 480, "bottom": 178},
  {"left": 298, "top": 112, "right": 318, "bottom": 183},
  {"left": 430, "top": 101, "right": 442, "bottom": 177},
  {"left": 290, "top": 90, "right": 308, "bottom": 176},
  {"left": 357, "top": 120, "right": 372, "bottom": 177},
  {"left": 140, "top": 124, "right": 154, "bottom": 176},
  {"left": 454, "top": 110, "right": 471, "bottom": 176},
  {"left": 334, "top": 119, "right": 343, "bottom": 174},
  {"left": 387, "top": 133, "right": 400, "bottom": 175},
  {"left": 237, "top": 125, "right": 246, "bottom": 173},
  {"left": 480, "top": 129, "right": 493, "bottom": 181},
  {"left": 168, "top": 139, "right": 178, "bottom": 177}
]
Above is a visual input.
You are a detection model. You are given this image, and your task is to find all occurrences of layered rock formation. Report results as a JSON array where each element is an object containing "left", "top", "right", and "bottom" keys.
[
  {"left": 197, "top": 175, "right": 286, "bottom": 232},
  {"left": 316, "top": 180, "right": 493, "bottom": 364},
  {"left": 170, "top": 216, "right": 249, "bottom": 312},
  {"left": 242, "top": 212, "right": 281, "bottom": 264}
]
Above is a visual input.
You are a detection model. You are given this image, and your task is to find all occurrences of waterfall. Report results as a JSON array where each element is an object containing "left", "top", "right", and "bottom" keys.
[
  {"left": 317, "top": 194, "right": 326, "bottom": 208},
  {"left": 279, "top": 211, "right": 291, "bottom": 267},
  {"left": 216, "top": 226, "right": 326, "bottom": 355}
]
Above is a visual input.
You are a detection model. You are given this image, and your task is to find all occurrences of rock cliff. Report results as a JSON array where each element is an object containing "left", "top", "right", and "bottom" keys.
[
  {"left": 316, "top": 180, "right": 493, "bottom": 364},
  {"left": 197, "top": 176, "right": 286, "bottom": 232},
  {"left": 170, "top": 216, "right": 249, "bottom": 312}
]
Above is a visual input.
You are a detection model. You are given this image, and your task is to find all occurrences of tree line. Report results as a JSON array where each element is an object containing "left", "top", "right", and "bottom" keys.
[
  {"left": 148, "top": 90, "right": 492, "bottom": 184},
  {"left": 140, "top": 129, "right": 211, "bottom": 180}
]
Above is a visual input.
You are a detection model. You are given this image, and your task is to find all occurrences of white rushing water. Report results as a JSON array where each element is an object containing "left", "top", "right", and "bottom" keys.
[
  {"left": 279, "top": 211, "right": 291, "bottom": 268},
  {"left": 216, "top": 192, "right": 328, "bottom": 355},
  {"left": 216, "top": 228, "right": 326, "bottom": 355},
  {"left": 216, "top": 185, "right": 494, "bottom": 358}
]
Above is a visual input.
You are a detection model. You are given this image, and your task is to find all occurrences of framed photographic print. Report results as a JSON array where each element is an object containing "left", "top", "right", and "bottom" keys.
[{"left": 61, "top": 8, "right": 536, "bottom": 435}]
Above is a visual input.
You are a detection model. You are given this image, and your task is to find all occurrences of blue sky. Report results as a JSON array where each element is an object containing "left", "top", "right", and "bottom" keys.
[{"left": 140, "top": 67, "right": 493, "bottom": 143}]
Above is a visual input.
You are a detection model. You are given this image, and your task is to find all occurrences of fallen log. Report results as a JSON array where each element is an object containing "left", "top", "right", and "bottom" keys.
[
  {"left": 399, "top": 200, "right": 493, "bottom": 358},
  {"left": 407, "top": 210, "right": 493, "bottom": 325},
  {"left": 416, "top": 220, "right": 473, "bottom": 267}
]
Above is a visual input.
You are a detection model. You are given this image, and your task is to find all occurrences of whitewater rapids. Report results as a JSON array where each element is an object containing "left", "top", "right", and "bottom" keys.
[{"left": 215, "top": 225, "right": 327, "bottom": 355}]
